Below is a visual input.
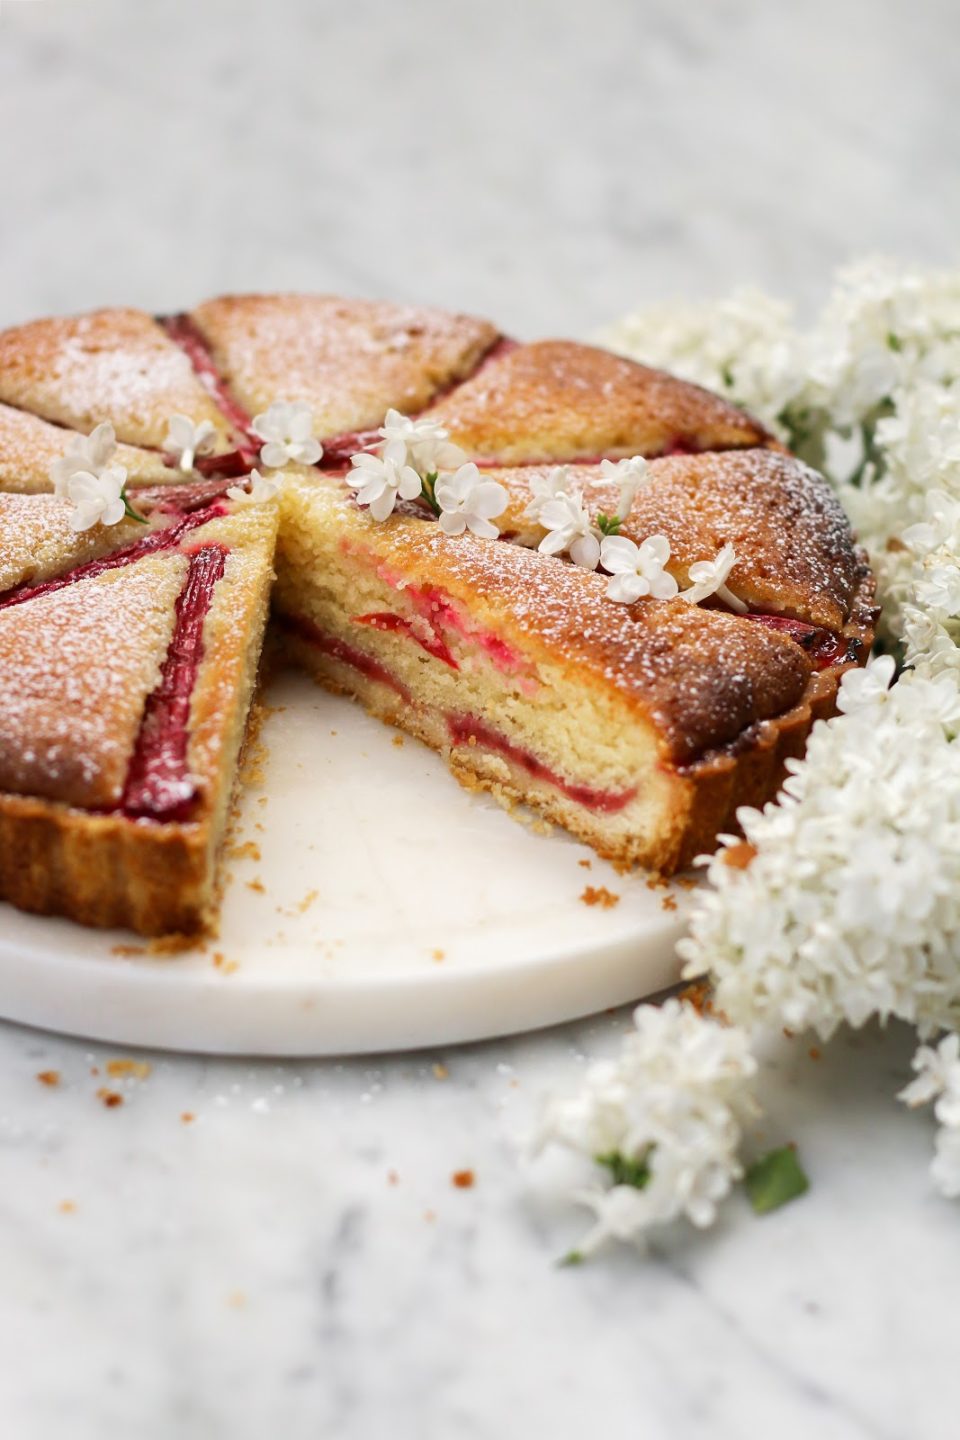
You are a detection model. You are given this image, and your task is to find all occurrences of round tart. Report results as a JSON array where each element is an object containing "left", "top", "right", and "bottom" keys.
[{"left": 0, "top": 296, "right": 877, "bottom": 934}]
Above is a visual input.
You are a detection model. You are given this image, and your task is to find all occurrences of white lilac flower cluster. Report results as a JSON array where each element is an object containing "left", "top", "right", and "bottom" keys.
[
  {"left": 49, "top": 422, "right": 143, "bottom": 531},
  {"left": 574, "top": 258, "right": 960, "bottom": 1221},
  {"left": 346, "top": 409, "right": 508, "bottom": 535},
  {"left": 535, "top": 998, "right": 758, "bottom": 1257},
  {"left": 525, "top": 457, "right": 745, "bottom": 609}
]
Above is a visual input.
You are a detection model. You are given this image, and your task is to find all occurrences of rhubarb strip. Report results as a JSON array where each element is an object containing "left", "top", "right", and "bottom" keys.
[
  {"left": 120, "top": 544, "right": 227, "bottom": 822},
  {"left": 0, "top": 503, "right": 228, "bottom": 611},
  {"left": 447, "top": 712, "right": 637, "bottom": 814}
]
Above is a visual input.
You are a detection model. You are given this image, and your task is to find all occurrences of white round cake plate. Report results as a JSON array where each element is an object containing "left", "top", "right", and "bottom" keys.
[{"left": 0, "top": 672, "right": 692, "bottom": 1056}]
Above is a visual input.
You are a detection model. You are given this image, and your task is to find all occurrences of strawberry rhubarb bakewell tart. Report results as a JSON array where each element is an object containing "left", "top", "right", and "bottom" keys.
[{"left": 0, "top": 295, "right": 877, "bottom": 936}]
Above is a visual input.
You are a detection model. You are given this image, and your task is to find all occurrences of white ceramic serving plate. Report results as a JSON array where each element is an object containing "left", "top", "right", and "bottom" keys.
[{"left": 0, "top": 671, "right": 691, "bottom": 1055}]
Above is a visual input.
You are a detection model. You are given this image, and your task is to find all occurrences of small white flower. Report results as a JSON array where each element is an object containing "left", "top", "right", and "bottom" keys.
[
  {"left": 435, "top": 463, "right": 507, "bottom": 539},
  {"left": 163, "top": 413, "right": 218, "bottom": 472},
  {"left": 524, "top": 466, "right": 572, "bottom": 523},
  {"left": 599, "top": 533, "right": 678, "bottom": 603},
  {"left": 378, "top": 408, "right": 466, "bottom": 477},
  {"left": 598, "top": 454, "right": 650, "bottom": 521},
  {"left": 535, "top": 999, "right": 757, "bottom": 1256},
  {"left": 538, "top": 491, "right": 601, "bottom": 571},
  {"left": 226, "top": 468, "right": 281, "bottom": 507},
  {"left": 680, "top": 543, "right": 747, "bottom": 613},
  {"left": 836, "top": 654, "right": 897, "bottom": 714},
  {"left": 252, "top": 401, "right": 323, "bottom": 469},
  {"left": 49, "top": 421, "right": 118, "bottom": 495},
  {"left": 65, "top": 464, "right": 128, "bottom": 532},
  {"left": 347, "top": 450, "right": 423, "bottom": 522}
]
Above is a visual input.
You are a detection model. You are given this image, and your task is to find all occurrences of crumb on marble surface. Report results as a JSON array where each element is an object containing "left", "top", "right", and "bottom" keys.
[
  {"left": 661, "top": 893, "right": 677, "bottom": 911},
  {"left": 96, "top": 1087, "right": 124, "bottom": 1108},
  {"left": 431, "top": 948, "right": 445, "bottom": 962},
  {"left": 452, "top": 1169, "right": 475, "bottom": 1189},
  {"left": 432, "top": 1062, "right": 449, "bottom": 1080},
  {"left": 36, "top": 1069, "right": 60, "bottom": 1087},
  {"left": 578, "top": 858, "right": 592, "bottom": 869},
  {"left": 246, "top": 877, "right": 266, "bottom": 894},
  {"left": 106, "top": 1058, "right": 151, "bottom": 1080},
  {"left": 181, "top": 1111, "right": 196, "bottom": 1124},
  {"left": 580, "top": 885, "right": 620, "bottom": 909}
]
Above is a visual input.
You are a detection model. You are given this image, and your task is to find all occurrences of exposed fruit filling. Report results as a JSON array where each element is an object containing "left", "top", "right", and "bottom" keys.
[
  {"left": 276, "top": 612, "right": 412, "bottom": 701},
  {"left": 744, "top": 612, "right": 857, "bottom": 668},
  {"left": 160, "top": 313, "right": 258, "bottom": 462},
  {"left": 120, "top": 544, "right": 227, "bottom": 823}
]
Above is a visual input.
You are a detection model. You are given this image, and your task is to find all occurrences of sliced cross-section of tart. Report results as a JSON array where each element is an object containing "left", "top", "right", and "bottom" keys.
[
  {"left": 421, "top": 340, "right": 776, "bottom": 464},
  {"left": 0, "top": 493, "right": 277, "bottom": 934},
  {"left": 0, "top": 308, "right": 240, "bottom": 455},
  {"left": 183, "top": 293, "right": 501, "bottom": 458},
  {"left": 272, "top": 472, "right": 839, "bottom": 873}
]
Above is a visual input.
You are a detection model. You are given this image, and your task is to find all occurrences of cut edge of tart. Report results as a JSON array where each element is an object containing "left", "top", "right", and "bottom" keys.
[
  {"left": 272, "top": 473, "right": 875, "bottom": 875},
  {"left": 0, "top": 498, "right": 277, "bottom": 935}
]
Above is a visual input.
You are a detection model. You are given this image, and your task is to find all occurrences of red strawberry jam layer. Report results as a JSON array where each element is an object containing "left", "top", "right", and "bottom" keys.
[
  {"left": 744, "top": 613, "right": 856, "bottom": 669},
  {"left": 160, "top": 313, "right": 258, "bottom": 460},
  {"left": 0, "top": 503, "right": 228, "bottom": 610},
  {"left": 447, "top": 713, "right": 637, "bottom": 815},
  {"left": 120, "top": 545, "right": 226, "bottom": 823},
  {"left": 276, "top": 612, "right": 412, "bottom": 701}
]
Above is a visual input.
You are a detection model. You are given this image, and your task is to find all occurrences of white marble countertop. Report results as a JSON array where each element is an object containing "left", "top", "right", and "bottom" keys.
[{"left": 2, "top": 1, "right": 960, "bottom": 1436}]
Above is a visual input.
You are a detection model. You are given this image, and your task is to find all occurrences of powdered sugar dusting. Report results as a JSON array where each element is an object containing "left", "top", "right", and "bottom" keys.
[
  {"left": 0, "top": 552, "right": 188, "bottom": 808},
  {"left": 0, "top": 309, "right": 234, "bottom": 450},
  {"left": 188, "top": 294, "right": 500, "bottom": 438},
  {"left": 492, "top": 448, "right": 866, "bottom": 630},
  {"left": 424, "top": 340, "right": 771, "bottom": 464}
]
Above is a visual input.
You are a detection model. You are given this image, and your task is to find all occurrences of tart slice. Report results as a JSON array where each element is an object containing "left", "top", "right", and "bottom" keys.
[
  {"left": 273, "top": 473, "right": 834, "bottom": 873},
  {"left": 184, "top": 293, "right": 501, "bottom": 457},
  {"left": 421, "top": 340, "right": 776, "bottom": 464},
  {"left": 0, "top": 494, "right": 277, "bottom": 934},
  {"left": 0, "top": 308, "right": 239, "bottom": 454}
]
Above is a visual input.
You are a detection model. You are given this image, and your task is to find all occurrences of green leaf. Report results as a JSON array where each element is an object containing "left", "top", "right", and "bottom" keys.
[
  {"left": 596, "top": 512, "right": 620, "bottom": 537},
  {"left": 744, "top": 1145, "right": 809, "bottom": 1215},
  {"left": 121, "top": 488, "right": 149, "bottom": 525},
  {"left": 596, "top": 1149, "right": 651, "bottom": 1189},
  {"left": 557, "top": 1249, "right": 584, "bottom": 1268},
  {"left": 887, "top": 332, "right": 903, "bottom": 352},
  {"left": 420, "top": 471, "right": 441, "bottom": 516}
]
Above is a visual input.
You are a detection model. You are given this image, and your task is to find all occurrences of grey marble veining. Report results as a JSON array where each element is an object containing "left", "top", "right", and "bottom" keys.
[{"left": 1, "top": 0, "right": 959, "bottom": 1435}]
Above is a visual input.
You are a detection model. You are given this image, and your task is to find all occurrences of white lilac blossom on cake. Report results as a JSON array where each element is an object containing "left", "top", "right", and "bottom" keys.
[
  {"left": 252, "top": 400, "right": 323, "bottom": 469},
  {"left": 345, "top": 410, "right": 509, "bottom": 533},
  {"left": 533, "top": 260, "right": 960, "bottom": 1256},
  {"left": 163, "top": 414, "right": 217, "bottom": 471},
  {"left": 48, "top": 421, "right": 146, "bottom": 532},
  {"left": 226, "top": 468, "right": 281, "bottom": 507}
]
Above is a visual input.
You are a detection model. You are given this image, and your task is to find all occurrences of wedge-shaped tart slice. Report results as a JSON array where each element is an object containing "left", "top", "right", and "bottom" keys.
[
  {"left": 0, "top": 495, "right": 277, "bottom": 934},
  {"left": 0, "top": 402, "right": 174, "bottom": 494},
  {"left": 273, "top": 473, "right": 837, "bottom": 873},
  {"left": 422, "top": 340, "right": 775, "bottom": 464},
  {"left": 185, "top": 293, "right": 501, "bottom": 453},
  {"left": 0, "top": 308, "right": 239, "bottom": 454},
  {"left": 493, "top": 449, "right": 877, "bottom": 644}
]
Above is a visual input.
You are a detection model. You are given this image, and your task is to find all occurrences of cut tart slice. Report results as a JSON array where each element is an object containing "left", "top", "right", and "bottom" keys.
[
  {"left": 0, "top": 308, "right": 240, "bottom": 455},
  {"left": 272, "top": 472, "right": 841, "bottom": 873},
  {"left": 0, "top": 493, "right": 277, "bottom": 934},
  {"left": 184, "top": 293, "right": 501, "bottom": 459},
  {"left": 421, "top": 340, "right": 776, "bottom": 464}
]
